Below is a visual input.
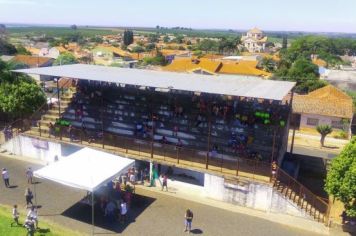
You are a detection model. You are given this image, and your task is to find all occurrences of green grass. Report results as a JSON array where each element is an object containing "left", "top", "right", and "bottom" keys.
[
  {"left": 7, "top": 27, "right": 116, "bottom": 37},
  {"left": 0, "top": 205, "right": 83, "bottom": 236}
]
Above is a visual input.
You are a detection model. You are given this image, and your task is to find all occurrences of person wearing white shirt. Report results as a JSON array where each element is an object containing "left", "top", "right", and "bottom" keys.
[
  {"left": 27, "top": 206, "right": 38, "bottom": 229},
  {"left": 120, "top": 201, "right": 127, "bottom": 223},
  {"left": 2, "top": 168, "right": 10, "bottom": 187}
]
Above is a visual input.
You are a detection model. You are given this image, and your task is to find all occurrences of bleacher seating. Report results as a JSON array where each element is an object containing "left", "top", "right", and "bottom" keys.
[{"left": 60, "top": 80, "right": 290, "bottom": 162}]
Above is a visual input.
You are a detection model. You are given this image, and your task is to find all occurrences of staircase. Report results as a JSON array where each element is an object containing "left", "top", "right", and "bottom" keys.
[
  {"left": 27, "top": 88, "right": 76, "bottom": 137},
  {"left": 273, "top": 167, "right": 329, "bottom": 224}
]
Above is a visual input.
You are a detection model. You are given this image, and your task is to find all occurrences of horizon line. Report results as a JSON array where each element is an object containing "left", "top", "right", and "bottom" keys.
[{"left": 2, "top": 21, "right": 356, "bottom": 35}]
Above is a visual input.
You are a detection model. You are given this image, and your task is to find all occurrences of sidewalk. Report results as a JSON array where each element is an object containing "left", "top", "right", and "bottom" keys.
[
  {"left": 288, "top": 130, "right": 349, "bottom": 155},
  {"left": 136, "top": 179, "right": 335, "bottom": 235}
]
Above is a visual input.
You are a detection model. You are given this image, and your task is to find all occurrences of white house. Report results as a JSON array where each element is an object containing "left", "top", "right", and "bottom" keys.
[{"left": 241, "top": 28, "right": 268, "bottom": 53}]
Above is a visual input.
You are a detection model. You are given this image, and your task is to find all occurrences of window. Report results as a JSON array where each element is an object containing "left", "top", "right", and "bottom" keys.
[
  {"left": 306, "top": 118, "right": 319, "bottom": 126},
  {"left": 331, "top": 120, "right": 343, "bottom": 129}
]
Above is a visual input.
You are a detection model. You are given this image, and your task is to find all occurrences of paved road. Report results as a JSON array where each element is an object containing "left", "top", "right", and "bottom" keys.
[{"left": 0, "top": 155, "right": 322, "bottom": 236}]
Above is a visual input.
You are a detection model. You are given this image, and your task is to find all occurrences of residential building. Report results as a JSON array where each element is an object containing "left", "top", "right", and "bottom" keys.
[
  {"left": 292, "top": 85, "right": 354, "bottom": 136},
  {"left": 162, "top": 58, "right": 271, "bottom": 77},
  {"left": 11, "top": 55, "right": 54, "bottom": 68}
]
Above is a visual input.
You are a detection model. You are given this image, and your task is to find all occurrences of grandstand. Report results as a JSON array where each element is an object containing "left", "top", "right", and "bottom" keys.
[{"left": 13, "top": 64, "right": 294, "bottom": 179}]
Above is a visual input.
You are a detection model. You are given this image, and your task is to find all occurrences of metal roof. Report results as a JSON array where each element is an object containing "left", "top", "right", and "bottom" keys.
[{"left": 14, "top": 64, "right": 295, "bottom": 100}]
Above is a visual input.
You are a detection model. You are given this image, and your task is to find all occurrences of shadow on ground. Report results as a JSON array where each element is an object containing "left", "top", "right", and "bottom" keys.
[
  {"left": 191, "top": 228, "right": 203, "bottom": 234},
  {"left": 61, "top": 193, "right": 156, "bottom": 233}
]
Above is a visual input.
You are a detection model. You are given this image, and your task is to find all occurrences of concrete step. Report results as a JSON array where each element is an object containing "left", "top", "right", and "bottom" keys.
[{"left": 42, "top": 115, "right": 59, "bottom": 121}]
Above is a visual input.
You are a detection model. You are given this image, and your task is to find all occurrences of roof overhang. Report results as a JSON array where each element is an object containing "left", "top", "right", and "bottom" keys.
[{"left": 13, "top": 64, "right": 295, "bottom": 101}]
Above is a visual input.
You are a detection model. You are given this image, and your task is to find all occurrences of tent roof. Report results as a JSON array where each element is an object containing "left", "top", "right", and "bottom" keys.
[
  {"left": 14, "top": 64, "right": 295, "bottom": 101},
  {"left": 34, "top": 147, "right": 134, "bottom": 192}
]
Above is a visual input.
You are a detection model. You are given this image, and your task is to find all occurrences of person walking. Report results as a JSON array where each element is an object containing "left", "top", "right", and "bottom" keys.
[
  {"left": 184, "top": 209, "right": 194, "bottom": 233},
  {"left": 161, "top": 175, "right": 168, "bottom": 191},
  {"left": 25, "top": 188, "right": 34, "bottom": 208},
  {"left": 2, "top": 168, "right": 10, "bottom": 187},
  {"left": 120, "top": 200, "right": 127, "bottom": 224},
  {"left": 27, "top": 206, "right": 38, "bottom": 229},
  {"left": 11, "top": 204, "right": 20, "bottom": 227},
  {"left": 26, "top": 167, "right": 33, "bottom": 184}
]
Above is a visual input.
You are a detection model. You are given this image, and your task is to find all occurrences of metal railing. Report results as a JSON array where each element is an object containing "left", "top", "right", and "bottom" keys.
[
  {"left": 274, "top": 167, "right": 330, "bottom": 224},
  {"left": 35, "top": 122, "right": 272, "bottom": 182}
]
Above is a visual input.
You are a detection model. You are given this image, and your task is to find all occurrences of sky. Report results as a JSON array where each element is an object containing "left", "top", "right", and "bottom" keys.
[{"left": 0, "top": 0, "right": 356, "bottom": 33}]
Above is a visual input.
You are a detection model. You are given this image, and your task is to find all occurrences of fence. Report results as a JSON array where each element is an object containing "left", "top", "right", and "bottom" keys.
[{"left": 35, "top": 121, "right": 272, "bottom": 182}]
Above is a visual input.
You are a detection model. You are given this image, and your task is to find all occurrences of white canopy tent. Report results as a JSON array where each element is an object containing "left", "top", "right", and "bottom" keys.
[
  {"left": 34, "top": 147, "right": 135, "bottom": 234},
  {"left": 34, "top": 147, "right": 135, "bottom": 191}
]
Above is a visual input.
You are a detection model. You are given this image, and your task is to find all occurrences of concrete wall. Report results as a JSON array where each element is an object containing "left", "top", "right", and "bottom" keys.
[
  {"left": 204, "top": 173, "right": 313, "bottom": 220},
  {"left": 2, "top": 135, "right": 62, "bottom": 163}
]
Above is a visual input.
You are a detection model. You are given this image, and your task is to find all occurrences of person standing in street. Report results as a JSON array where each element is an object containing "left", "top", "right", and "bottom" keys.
[
  {"left": 26, "top": 167, "right": 33, "bottom": 184},
  {"left": 184, "top": 209, "right": 194, "bottom": 233},
  {"left": 2, "top": 168, "right": 10, "bottom": 187},
  {"left": 25, "top": 187, "right": 33, "bottom": 208},
  {"left": 162, "top": 174, "right": 168, "bottom": 191}
]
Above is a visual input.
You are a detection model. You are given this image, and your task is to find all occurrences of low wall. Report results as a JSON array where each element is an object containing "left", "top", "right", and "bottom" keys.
[
  {"left": 2, "top": 135, "right": 62, "bottom": 163},
  {"left": 204, "top": 173, "right": 312, "bottom": 220}
]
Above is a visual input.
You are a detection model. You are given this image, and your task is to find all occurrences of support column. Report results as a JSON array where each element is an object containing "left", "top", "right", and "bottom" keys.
[
  {"left": 289, "top": 90, "right": 295, "bottom": 155},
  {"left": 206, "top": 95, "right": 212, "bottom": 169}
]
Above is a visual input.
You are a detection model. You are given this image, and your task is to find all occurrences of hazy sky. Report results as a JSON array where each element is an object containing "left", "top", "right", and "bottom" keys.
[{"left": 0, "top": 0, "right": 356, "bottom": 33}]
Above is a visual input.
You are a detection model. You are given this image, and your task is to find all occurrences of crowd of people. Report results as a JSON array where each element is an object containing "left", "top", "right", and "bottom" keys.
[{"left": 54, "top": 81, "right": 290, "bottom": 163}]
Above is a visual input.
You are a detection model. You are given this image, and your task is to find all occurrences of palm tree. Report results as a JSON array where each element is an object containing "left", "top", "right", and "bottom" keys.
[{"left": 316, "top": 125, "right": 333, "bottom": 147}]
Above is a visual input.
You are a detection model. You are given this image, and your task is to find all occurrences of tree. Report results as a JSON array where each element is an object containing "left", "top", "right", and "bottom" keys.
[
  {"left": 163, "top": 35, "right": 170, "bottom": 43},
  {"left": 90, "top": 36, "right": 103, "bottom": 44},
  {"left": 148, "top": 33, "right": 159, "bottom": 43},
  {"left": 275, "top": 56, "right": 326, "bottom": 93},
  {"left": 282, "top": 35, "right": 288, "bottom": 49},
  {"left": 142, "top": 50, "right": 167, "bottom": 66},
  {"left": 325, "top": 137, "right": 356, "bottom": 217},
  {"left": 79, "top": 55, "right": 92, "bottom": 64},
  {"left": 16, "top": 45, "right": 31, "bottom": 55},
  {"left": 131, "top": 46, "right": 145, "bottom": 58},
  {"left": 53, "top": 52, "right": 78, "bottom": 65},
  {"left": 0, "top": 24, "right": 6, "bottom": 35},
  {"left": 0, "top": 80, "right": 46, "bottom": 118},
  {"left": 0, "top": 59, "right": 46, "bottom": 120},
  {"left": 198, "top": 39, "right": 218, "bottom": 53},
  {"left": 316, "top": 124, "right": 333, "bottom": 147},
  {"left": 173, "top": 35, "right": 184, "bottom": 44},
  {"left": 145, "top": 43, "right": 156, "bottom": 51},
  {"left": 259, "top": 57, "right": 277, "bottom": 73},
  {"left": 123, "top": 30, "right": 134, "bottom": 46},
  {"left": 70, "top": 24, "right": 77, "bottom": 30},
  {"left": 0, "top": 39, "right": 17, "bottom": 55}
]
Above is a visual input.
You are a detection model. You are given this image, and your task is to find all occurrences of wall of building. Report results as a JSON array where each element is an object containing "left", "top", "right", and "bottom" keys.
[
  {"left": 300, "top": 113, "right": 351, "bottom": 136},
  {"left": 204, "top": 173, "right": 313, "bottom": 219}
]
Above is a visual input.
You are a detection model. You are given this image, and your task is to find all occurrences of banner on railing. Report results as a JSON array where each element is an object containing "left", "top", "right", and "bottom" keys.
[{"left": 32, "top": 138, "right": 49, "bottom": 150}]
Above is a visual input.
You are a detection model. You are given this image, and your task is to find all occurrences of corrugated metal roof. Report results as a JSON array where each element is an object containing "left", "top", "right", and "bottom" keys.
[{"left": 13, "top": 64, "right": 295, "bottom": 100}]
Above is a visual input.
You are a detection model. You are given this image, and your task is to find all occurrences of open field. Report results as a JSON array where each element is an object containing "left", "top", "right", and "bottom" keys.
[{"left": 7, "top": 27, "right": 116, "bottom": 37}]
